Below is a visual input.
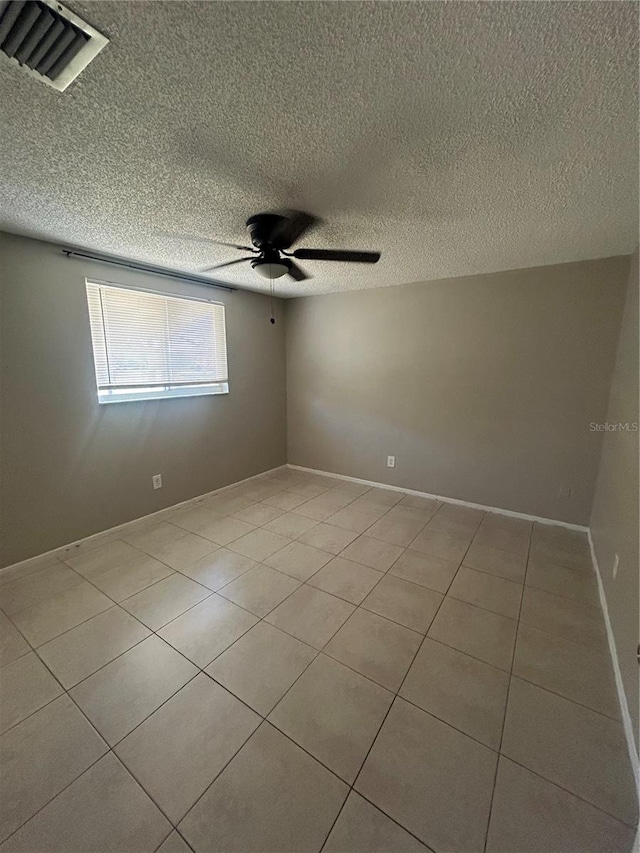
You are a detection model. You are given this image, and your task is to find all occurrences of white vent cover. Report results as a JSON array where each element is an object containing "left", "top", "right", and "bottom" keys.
[{"left": 0, "top": 0, "right": 107, "bottom": 90}]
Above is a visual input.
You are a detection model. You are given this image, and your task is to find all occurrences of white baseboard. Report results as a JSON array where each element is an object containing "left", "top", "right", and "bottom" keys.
[
  {"left": 287, "top": 464, "right": 588, "bottom": 532},
  {"left": 0, "top": 464, "right": 287, "bottom": 577},
  {"left": 588, "top": 530, "right": 640, "bottom": 796}
]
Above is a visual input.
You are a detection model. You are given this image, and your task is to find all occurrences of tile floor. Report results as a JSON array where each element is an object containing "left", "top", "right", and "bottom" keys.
[{"left": 0, "top": 469, "right": 637, "bottom": 852}]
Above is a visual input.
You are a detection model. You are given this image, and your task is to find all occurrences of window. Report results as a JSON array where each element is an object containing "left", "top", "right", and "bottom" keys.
[{"left": 85, "top": 280, "right": 229, "bottom": 403}]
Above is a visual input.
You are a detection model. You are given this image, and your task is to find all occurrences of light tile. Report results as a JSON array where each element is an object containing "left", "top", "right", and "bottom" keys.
[
  {"left": 37, "top": 607, "right": 151, "bottom": 689},
  {"left": 286, "top": 481, "right": 333, "bottom": 498},
  {"left": 409, "top": 528, "right": 470, "bottom": 562},
  {"left": 472, "top": 525, "right": 529, "bottom": 557},
  {"left": 147, "top": 533, "right": 216, "bottom": 570},
  {"left": 70, "top": 635, "right": 197, "bottom": 746},
  {"left": 448, "top": 565, "right": 522, "bottom": 619},
  {"left": 232, "top": 503, "right": 284, "bottom": 526},
  {"left": 297, "top": 522, "right": 359, "bottom": 554},
  {"left": 0, "top": 555, "right": 63, "bottom": 588},
  {"left": 0, "top": 612, "right": 30, "bottom": 666},
  {"left": 269, "top": 655, "right": 392, "bottom": 782},
  {"left": 206, "top": 622, "right": 317, "bottom": 714},
  {"left": 339, "top": 535, "right": 404, "bottom": 571},
  {"left": 431, "top": 503, "right": 483, "bottom": 525},
  {"left": 325, "top": 608, "right": 422, "bottom": 691},
  {"left": 170, "top": 505, "right": 221, "bottom": 533},
  {"left": 530, "top": 525, "right": 592, "bottom": 572},
  {"left": 11, "top": 582, "right": 112, "bottom": 647},
  {"left": 116, "top": 674, "right": 259, "bottom": 823},
  {"left": 121, "top": 521, "right": 185, "bottom": 553},
  {"left": 0, "top": 652, "right": 63, "bottom": 733},
  {"left": 293, "top": 492, "right": 356, "bottom": 521},
  {"left": 358, "top": 487, "right": 404, "bottom": 507},
  {"left": 261, "top": 490, "right": 309, "bottom": 511},
  {"left": 156, "top": 831, "right": 193, "bottom": 853},
  {"left": 400, "top": 638, "right": 509, "bottom": 749},
  {"left": 520, "top": 586, "right": 607, "bottom": 650},
  {"left": 356, "top": 697, "right": 497, "bottom": 853},
  {"left": 0, "top": 695, "right": 108, "bottom": 843},
  {"left": 263, "top": 512, "right": 319, "bottom": 539},
  {"left": 486, "top": 757, "right": 635, "bottom": 853},
  {"left": 179, "top": 722, "right": 347, "bottom": 853},
  {"left": 265, "top": 541, "right": 332, "bottom": 581},
  {"left": 90, "top": 555, "right": 173, "bottom": 601},
  {"left": 463, "top": 542, "right": 527, "bottom": 582},
  {"left": 428, "top": 596, "right": 517, "bottom": 671},
  {"left": 362, "top": 575, "right": 442, "bottom": 633},
  {"left": 159, "top": 594, "right": 258, "bottom": 667},
  {"left": 513, "top": 622, "right": 621, "bottom": 718},
  {"left": 218, "top": 565, "right": 299, "bottom": 617},
  {"left": 229, "top": 528, "right": 291, "bottom": 561},
  {"left": 426, "top": 507, "right": 483, "bottom": 538},
  {"left": 196, "top": 516, "right": 256, "bottom": 546},
  {"left": 236, "top": 481, "right": 283, "bottom": 501},
  {"left": 64, "top": 539, "right": 143, "bottom": 578},
  {"left": 385, "top": 504, "right": 435, "bottom": 525},
  {"left": 309, "top": 558, "right": 383, "bottom": 604},
  {"left": 323, "top": 791, "right": 427, "bottom": 853},
  {"left": 389, "top": 549, "right": 459, "bottom": 593},
  {"left": 0, "top": 753, "right": 170, "bottom": 853},
  {"left": 265, "top": 585, "right": 354, "bottom": 649},
  {"left": 121, "top": 573, "right": 211, "bottom": 630},
  {"left": 178, "top": 548, "right": 257, "bottom": 590},
  {"left": 205, "top": 493, "right": 254, "bottom": 515},
  {"left": 502, "top": 677, "right": 637, "bottom": 825},
  {"left": 365, "top": 513, "right": 426, "bottom": 547},
  {"left": 330, "top": 481, "right": 371, "bottom": 498},
  {"left": 60, "top": 530, "right": 122, "bottom": 559},
  {"left": 480, "top": 513, "right": 533, "bottom": 536},
  {"left": 346, "top": 498, "right": 390, "bottom": 519},
  {"left": 526, "top": 558, "right": 599, "bottom": 606},
  {"left": 399, "top": 495, "right": 441, "bottom": 514},
  {"left": 0, "top": 563, "right": 82, "bottom": 616},
  {"left": 326, "top": 506, "right": 381, "bottom": 534}
]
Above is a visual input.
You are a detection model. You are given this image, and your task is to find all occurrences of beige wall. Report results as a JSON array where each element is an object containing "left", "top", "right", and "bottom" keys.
[
  {"left": 0, "top": 232, "right": 287, "bottom": 567},
  {"left": 286, "top": 257, "right": 630, "bottom": 525},
  {"left": 590, "top": 248, "right": 639, "bottom": 749}
]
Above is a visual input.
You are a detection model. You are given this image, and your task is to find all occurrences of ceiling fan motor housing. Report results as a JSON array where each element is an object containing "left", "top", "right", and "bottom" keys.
[{"left": 246, "top": 213, "right": 288, "bottom": 250}]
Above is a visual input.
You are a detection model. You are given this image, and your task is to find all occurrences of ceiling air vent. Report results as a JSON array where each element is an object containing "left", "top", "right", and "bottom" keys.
[{"left": 0, "top": 0, "right": 108, "bottom": 91}]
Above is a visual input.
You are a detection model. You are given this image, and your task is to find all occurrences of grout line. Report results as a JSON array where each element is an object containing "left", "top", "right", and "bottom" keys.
[
  {"left": 495, "top": 753, "right": 640, "bottom": 830},
  {"left": 0, "top": 464, "right": 290, "bottom": 575},
  {"left": 288, "top": 464, "right": 589, "bottom": 532},
  {"left": 317, "top": 515, "right": 481, "bottom": 852},
  {"left": 3, "top": 476, "right": 629, "bottom": 848},
  {"left": 481, "top": 521, "right": 531, "bottom": 853}
]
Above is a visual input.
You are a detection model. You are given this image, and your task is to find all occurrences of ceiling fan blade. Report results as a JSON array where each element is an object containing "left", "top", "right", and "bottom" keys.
[
  {"left": 200, "top": 257, "right": 255, "bottom": 272},
  {"left": 158, "top": 231, "right": 256, "bottom": 252},
  {"left": 271, "top": 210, "right": 319, "bottom": 249},
  {"left": 205, "top": 239, "right": 256, "bottom": 252},
  {"left": 292, "top": 248, "right": 381, "bottom": 264},
  {"left": 287, "top": 260, "right": 310, "bottom": 282}
]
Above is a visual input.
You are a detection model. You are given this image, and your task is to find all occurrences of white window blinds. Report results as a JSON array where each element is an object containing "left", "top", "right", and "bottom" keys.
[{"left": 85, "top": 281, "right": 229, "bottom": 403}]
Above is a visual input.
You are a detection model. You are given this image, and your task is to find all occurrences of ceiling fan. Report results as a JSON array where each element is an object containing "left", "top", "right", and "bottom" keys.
[{"left": 198, "top": 210, "right": 381, "bottom": 282}]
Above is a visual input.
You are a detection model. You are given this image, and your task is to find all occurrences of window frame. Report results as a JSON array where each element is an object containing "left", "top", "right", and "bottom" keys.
[{"left": 85, "top": 278, "right": 230, "bottom": 405}]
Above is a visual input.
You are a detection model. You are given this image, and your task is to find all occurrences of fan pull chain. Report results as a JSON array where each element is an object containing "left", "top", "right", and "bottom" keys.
[{"left": 270, "top": 279, "right": 275, "bottom": 324}]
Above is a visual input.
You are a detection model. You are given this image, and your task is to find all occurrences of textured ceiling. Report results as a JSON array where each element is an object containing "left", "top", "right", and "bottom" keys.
[{"left": 0, "top": 1, "right": 638, "bottom": 297}]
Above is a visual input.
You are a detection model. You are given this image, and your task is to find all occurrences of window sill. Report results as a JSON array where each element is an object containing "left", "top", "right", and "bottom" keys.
[{"left": 97, "top": 383, "right": 229, "bottom": 404}]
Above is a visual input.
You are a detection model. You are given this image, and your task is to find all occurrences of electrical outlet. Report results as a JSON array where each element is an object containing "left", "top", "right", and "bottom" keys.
[
  {"left": 387, "top": 455, "right": 396, "bottom": 468},
  {"left": 612, "top": 553, "right": 619, "bottom": 580},
  {"left": 558, "top": 485, "right": 572, "bottom": 502},
  {"left": 152, "top": 474, "right": 162, "bottom": 490}
]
